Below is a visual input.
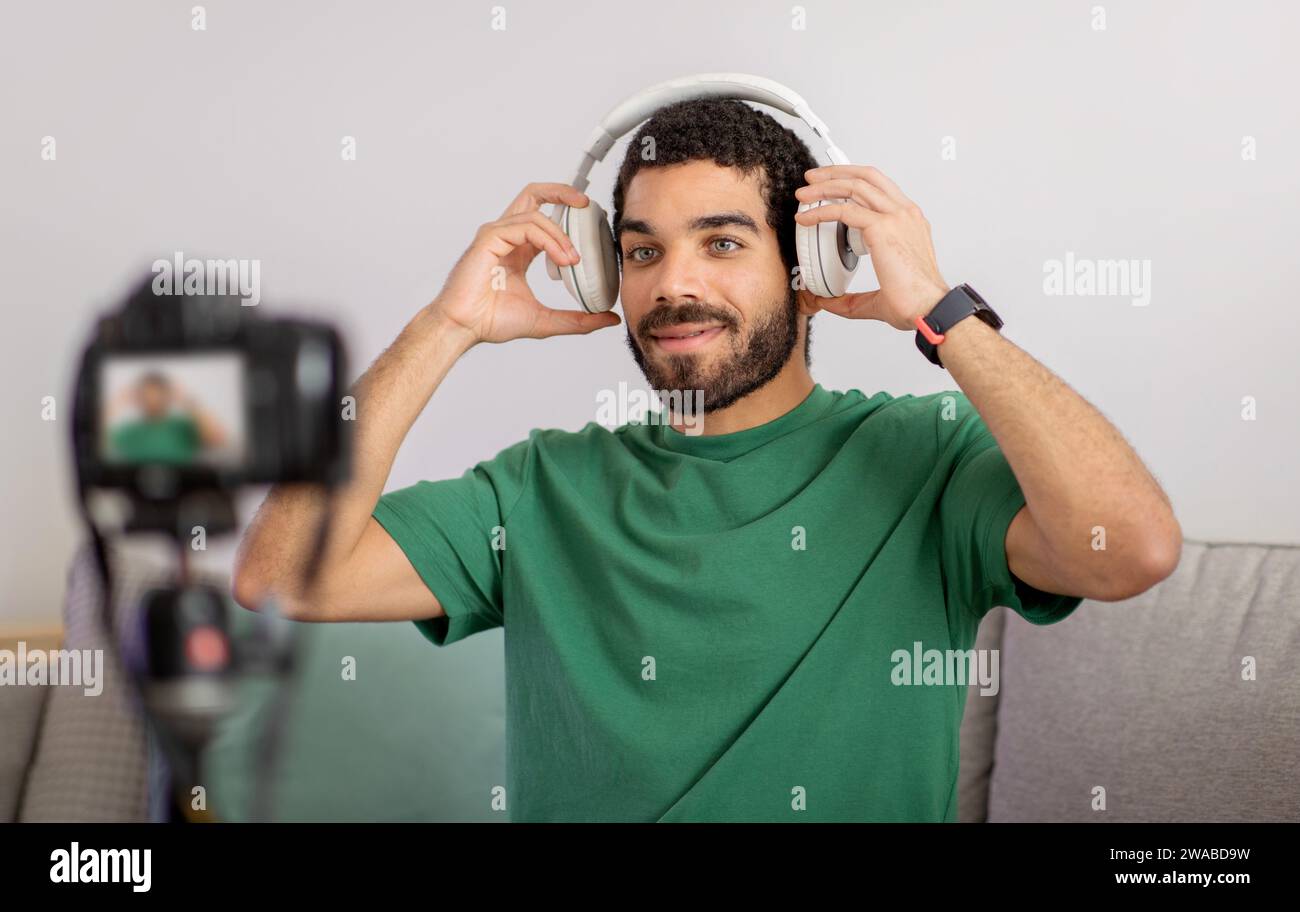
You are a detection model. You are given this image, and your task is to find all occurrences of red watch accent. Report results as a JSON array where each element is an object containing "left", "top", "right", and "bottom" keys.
[{"left": 914, "top": 314, "right": 945, "bottom": 345}]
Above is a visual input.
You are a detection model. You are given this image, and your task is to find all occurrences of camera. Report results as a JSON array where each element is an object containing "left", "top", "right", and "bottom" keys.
[{"left": 72, "top": 274, "right": 351, "bottom": 534}]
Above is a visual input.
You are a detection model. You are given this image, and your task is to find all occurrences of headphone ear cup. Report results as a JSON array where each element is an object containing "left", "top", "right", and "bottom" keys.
[
  {"left": 795, "top": 199, "right": 860, "bottom": 298},
  {"left": 560, "top": 200, "right": 620, "bottom": 313}
]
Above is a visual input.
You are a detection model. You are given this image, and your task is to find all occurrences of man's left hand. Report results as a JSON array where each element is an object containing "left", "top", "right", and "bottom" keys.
[{"left": 795, "top": 165, "right": 950, "bottom": 331}]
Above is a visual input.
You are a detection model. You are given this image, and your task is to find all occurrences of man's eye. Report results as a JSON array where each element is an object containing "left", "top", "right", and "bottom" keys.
[{"left": 624, "top": 238, "right": 742, "bottom": 262}]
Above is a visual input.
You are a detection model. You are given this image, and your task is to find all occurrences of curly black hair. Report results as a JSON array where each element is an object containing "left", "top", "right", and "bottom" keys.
[{"left": 611, "top": 98, "right": 820, "bottom": 366}]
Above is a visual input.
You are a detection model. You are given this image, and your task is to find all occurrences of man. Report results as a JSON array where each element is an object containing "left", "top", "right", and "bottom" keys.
[
  {"left": 105, "top": 371, "right": 228, "bottom": 464},
  {"left": 232, "top": 98, "right": 1182, "bottom": 822}
]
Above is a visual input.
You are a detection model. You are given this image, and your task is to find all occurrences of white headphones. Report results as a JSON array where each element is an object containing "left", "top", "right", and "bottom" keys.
[{"left": 545, "top": 72, "right": 870, "bottom": 314}]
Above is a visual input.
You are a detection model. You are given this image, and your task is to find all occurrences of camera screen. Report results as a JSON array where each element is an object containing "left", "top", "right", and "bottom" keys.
[{"left": 99, "top": 353, "right": 248, "bottom": 468}]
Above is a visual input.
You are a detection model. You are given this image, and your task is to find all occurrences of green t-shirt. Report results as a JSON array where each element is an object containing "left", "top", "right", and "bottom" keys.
[
  {"left": 109, "top": 414, "right": 201, "bottom": 464},
  {"left": 371, "top": 383, "right": 1082, "bottom": 822}
]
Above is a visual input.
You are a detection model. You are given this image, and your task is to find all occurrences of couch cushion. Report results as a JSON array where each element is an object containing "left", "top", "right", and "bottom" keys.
[
  {"left": 987, "top": 541, "right": 1300, "bottom": 822},
  {"left": 19, "top": 542, "right": 155, "bottom": 822},
  {"left": 0, "top": 632, "right": 56, "bottom": 822}
]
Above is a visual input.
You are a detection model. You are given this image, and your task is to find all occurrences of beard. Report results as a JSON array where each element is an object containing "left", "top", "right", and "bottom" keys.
[{"left": 624, "top": 284, "right": 799, "bottom": 414}]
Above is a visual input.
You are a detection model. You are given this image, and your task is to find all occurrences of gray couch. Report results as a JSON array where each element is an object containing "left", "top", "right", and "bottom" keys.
[
  {"left": 959, "top": 540, "right": 1300, "bottom": 822},
  {"left": 4, "top": 538, "right": 1297, "bottom": 821}
]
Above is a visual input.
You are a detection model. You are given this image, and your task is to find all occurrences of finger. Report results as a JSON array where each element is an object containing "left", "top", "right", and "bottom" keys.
[
  {"left": 503, "top": 182, "right": 590, "bottom": 218},
  {"left": 805, "top": 165, "right": 910, "bottom": 207},
  {"left": 498, "top": 210, "right": 580, "bottom": 265},
  {"left": 528, "top": 305, "right": 622, "bottom": 339},
  {"left": 796, "top": 177, "right": 896, "bottom": 214},
  {"left": 482, "top": 219, "right": 577, "bottom": 269},
  {"left": 815, "top": 293, "right": 854, "bottom": 316},
  {"left": 793, "top": 201, "right": 880, "bottom": 230}
]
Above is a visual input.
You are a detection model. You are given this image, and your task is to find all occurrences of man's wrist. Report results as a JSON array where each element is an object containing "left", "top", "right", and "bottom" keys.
[
  {"left": 911, "top": 283, "right": 952, "bottom": 327},
  {"left": 419, "top": 302, "right": 478, "bottom": 357},
  {"left": 913, "top": 282, "right": 1006, "bottom": 367}
]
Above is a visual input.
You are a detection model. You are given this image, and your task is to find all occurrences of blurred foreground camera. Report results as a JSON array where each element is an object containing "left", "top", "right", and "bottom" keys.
[
  {"left": 73, "top": 276, "right": 350, "bottom": 535},
  {"left": 69, "top": 270, "right": 351, "bottom": 821}
]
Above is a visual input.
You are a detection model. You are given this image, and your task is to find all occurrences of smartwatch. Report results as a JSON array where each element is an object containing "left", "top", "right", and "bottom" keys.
[{"left": 914, "top": 283, "right": 1004, "bottom": 367}]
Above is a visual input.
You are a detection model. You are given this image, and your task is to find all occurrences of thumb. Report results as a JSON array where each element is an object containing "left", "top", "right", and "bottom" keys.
[
  {"left": 817, "top": 289, "right": 880, "bottom": 318},
  {"left": 530, "top": 304, "right": 622, "bottom": 339}
]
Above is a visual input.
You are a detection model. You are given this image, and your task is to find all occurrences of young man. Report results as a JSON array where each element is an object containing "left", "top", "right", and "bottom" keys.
[
  {"left": 104, "top": 371, "right": 227, "bottom": 465},
  {"left": 232, "top": 98, "right": 1182, "bottom": 822}
]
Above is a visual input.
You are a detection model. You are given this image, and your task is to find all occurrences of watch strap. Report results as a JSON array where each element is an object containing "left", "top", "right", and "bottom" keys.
[{"left": 914, "top": 284, "right": 1002, "bottom": 366}]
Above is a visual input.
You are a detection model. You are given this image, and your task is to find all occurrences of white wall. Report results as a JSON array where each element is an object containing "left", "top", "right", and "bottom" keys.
[{"left": 2, "top": 0, "right": 1297, "bottom": 626}]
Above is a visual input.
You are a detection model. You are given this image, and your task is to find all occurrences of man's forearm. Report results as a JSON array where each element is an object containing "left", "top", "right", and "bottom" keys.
[
  {"left": 935, "top": 313, "right": 1181, "bottom": 578},
  {"left": 183, "top": 400, "right": 228, "bottom": 449},
  {"left": 233, "top": 302, "right": 475, "bottom": 598}
]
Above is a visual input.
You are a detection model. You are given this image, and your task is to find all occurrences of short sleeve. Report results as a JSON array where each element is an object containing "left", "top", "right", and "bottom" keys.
[
  {"left": 371, "top": 436, "right": 533, "bottom": 647},
  {"left": 937, "top": 396, "right": 1083, "bottom": 626}
]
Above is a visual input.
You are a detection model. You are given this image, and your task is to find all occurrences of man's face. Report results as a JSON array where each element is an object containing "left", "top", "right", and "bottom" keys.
[
  {"left": 136, "top": 379, "right": 170, "bottom": 419},
  {"left": 617, "top": 160, "right": 804, "bottom": 413}
]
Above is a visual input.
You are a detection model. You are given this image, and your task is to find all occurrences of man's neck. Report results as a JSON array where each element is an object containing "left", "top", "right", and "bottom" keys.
[{"left": 672, "top": 359, "right": 816, "bottom": 437}]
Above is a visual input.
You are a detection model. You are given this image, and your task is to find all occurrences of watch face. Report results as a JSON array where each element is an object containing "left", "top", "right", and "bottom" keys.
[{"left": 962, "top": 286, "right": 1002, "bottom": 329}]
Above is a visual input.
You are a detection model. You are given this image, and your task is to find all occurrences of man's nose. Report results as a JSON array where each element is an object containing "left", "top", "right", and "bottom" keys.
[{"left": 650, "top": 244, "right": 710, "bottom": 305}]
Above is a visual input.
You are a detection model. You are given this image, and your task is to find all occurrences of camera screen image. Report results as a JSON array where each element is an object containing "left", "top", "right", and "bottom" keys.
[{"left": 99, "top": 353, "right": 248, "bottom": 468}]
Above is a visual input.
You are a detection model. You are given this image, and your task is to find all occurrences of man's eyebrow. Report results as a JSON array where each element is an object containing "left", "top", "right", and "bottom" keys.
[{"left": 614, "top": 211, "right": 762, "bottom": 243}]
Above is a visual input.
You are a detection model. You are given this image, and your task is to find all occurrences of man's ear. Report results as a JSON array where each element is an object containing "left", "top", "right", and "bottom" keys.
[{"left": 796, "top": 287, "right": 822, "bottom": 317}]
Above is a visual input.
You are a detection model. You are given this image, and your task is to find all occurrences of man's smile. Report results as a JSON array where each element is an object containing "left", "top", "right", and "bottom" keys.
[{"left": 648, "top": 323, "right": 727, "bottom": 353}]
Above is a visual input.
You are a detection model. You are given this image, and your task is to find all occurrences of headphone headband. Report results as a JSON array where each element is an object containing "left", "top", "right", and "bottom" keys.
[
  {"left": 566, "top": 72, "right": 849, "bottom": 193},
  {"left": 545, "top": 72, "right": 865, "bottom": 309}
]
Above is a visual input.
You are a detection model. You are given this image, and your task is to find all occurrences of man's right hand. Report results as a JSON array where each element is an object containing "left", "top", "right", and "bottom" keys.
[
  {"left": 235, "top": 184, "right": 622, "bottom": 623},
  {"left": 433, "top": 183, "right": 622, "bottom": 346}
]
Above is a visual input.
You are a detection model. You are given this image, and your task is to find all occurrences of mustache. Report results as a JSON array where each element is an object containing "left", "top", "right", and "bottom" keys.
[{"left": 637, "top": 303, "right": 737, "bottom": 336}]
